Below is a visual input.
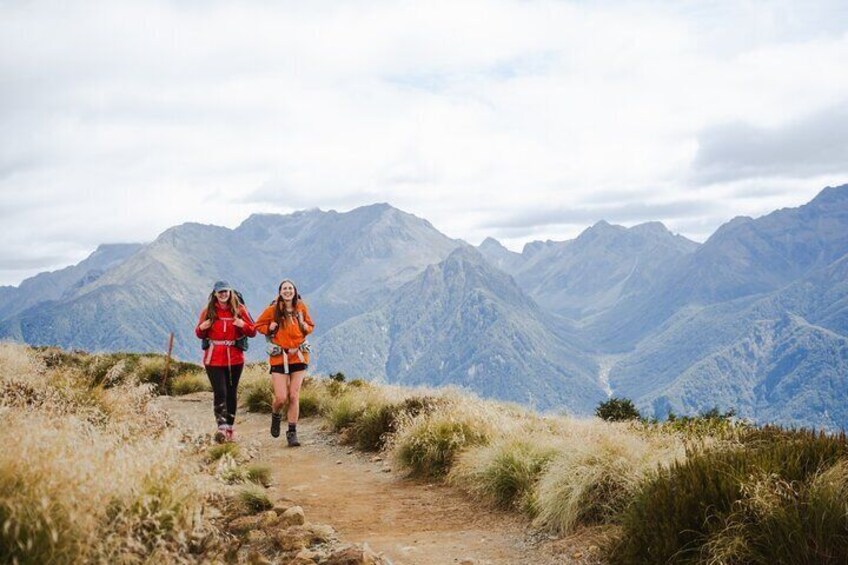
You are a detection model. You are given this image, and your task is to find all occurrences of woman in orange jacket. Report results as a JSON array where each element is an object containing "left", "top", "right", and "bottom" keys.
[
  {"left": 255, "top": 279, "right": 314, "bottom": 447},
  {"left": 195, "top": 280, "right": 256, "bottom": 442}
]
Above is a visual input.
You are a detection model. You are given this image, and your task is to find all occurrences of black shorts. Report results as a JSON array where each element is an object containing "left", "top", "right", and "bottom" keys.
[{"left": 269, "top": 363, "right": 308, "bottom": 375}]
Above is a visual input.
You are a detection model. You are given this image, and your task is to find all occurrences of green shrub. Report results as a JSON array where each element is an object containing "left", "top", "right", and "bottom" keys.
[
  {"left": 245, "top": 465, "right": 272, "bottom": 488},
  {"left": 298, "top": 395, "right": 320, "bottom": 418},
  {"left": 452, "top": 437, "right": 558, "bottom": 513},
  {"left": 207, "top": 443, "right": 240, "bottom": 462},
  {"left": 298, "top": 383, "right": 322, "bottom": 418},
  {"left": 659, "top": 406, "right": 743, "bottom": 440},
  {"left": 704, "top": 460, "right": 848, "bottom": 563},
  {"left": 243, "top": 374, "right": 326, "bottom": 417},
  {"left": 351, "top": 396, "right": 445, "bottom": 452},
  {"left": 221, "top": 464, "right": 271, "bottom": 488},
  {"left": 135, "top": 356, "right": 201, "bottom": 394},
  {"left": 237, "top": 485, "right": 273, "bottom": 514},
  {"left": 607, "top": 429, "right": 848, "bottom": 564},
  {"left": 595, "top": 398, "right": 641, "bottom": 422},
  {"left": 352, "top": 402, "right": 400, "bottom": 451},
  {"left": 326, "top": 380, "right": 346, "bottom": 398},
  {"left": 105, "top": 473, "right": 196, "bottom": 555},
  {"left": 170, "top": 372, "right": 210, "bottom": 395},
  {"left": 138, "top": 357, "right": 167, "bottom": 387},
  {"left": 61, "top": 351, "right": 202, "bottom": 395},
  {"left": 325, "top": 394, "right": 367, "bottom": 432},
  {"left": 395, "top": 415, "right": 490, "bottom": 478},
  {"left": 35, "top": 346, "right": 86, "bottom": 371},
  {"left": 242, "top": 380, "right": 273, "bottom": 413}
]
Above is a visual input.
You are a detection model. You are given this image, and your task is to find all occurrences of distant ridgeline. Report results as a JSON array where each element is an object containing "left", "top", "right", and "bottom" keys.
[{"left": 2, "top": 186, "right": 848, "bottom": 429}]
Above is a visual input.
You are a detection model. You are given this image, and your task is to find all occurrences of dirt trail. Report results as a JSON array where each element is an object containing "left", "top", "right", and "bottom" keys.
[{"left": 160, "top": 393, "right": 593, "bottom": 565}]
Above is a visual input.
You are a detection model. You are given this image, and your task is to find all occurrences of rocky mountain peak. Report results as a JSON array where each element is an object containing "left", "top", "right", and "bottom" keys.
[
  {"left": 479, "top": 237, "right": 507, "bottom": 252},
  {"left": 629, "top": 221, "right": 671, "bottom": 237},
  {"left": 346, "top": 202, "right": 405, "bottom": 223},
  {"left": 521, "top": 239, "right": 558, "bottom": 257},
  {"left": 575, "top": 220, "right": 625, "bottom": 243},
  {"left": 810, "top": 183, "right": 848, "bottom": 206}
]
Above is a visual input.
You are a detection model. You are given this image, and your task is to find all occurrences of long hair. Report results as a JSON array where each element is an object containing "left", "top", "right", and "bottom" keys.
[
  {"left": 205, "top": 290, "right": 242, "bottom": 321},
  {"left": 273, "top": 279, "right": 300, "bottom": 326}
]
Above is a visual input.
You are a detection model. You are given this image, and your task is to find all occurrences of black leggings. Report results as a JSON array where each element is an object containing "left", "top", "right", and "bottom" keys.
[{"left": 205, "top": 364, "right": 243, "bottom": 427}]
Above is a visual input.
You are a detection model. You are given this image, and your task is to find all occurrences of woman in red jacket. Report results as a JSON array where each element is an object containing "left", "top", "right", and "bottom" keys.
[
  {"left": 195, "top": 280, "right": 256, "bottom": 442},
  {"left": 255, "top": 279, "right": 314, "bottom": 447}
]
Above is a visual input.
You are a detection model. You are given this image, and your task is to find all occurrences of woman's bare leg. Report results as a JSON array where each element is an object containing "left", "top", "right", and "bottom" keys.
[
  {"left": 287, "top": 371, "right": 306, "bottom": 424},
  {"left": 271, "top": 373, "right": 289, "bottom": 414}
]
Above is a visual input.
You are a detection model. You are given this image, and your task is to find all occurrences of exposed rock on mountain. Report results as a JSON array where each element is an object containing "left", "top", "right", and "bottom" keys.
[
  {"left": 0, "top": 243, "right": 142, "bottom": 316},
  {"left": 477, "top": 237, "right": 524, "bottom": 273},
  {"left": 514, "top": 220, "right": 698, "bottom": 319},
  {"left": 611, "top": 246, "right": 848, "bottom": 428},
  {"left": 0, "top": 205, "right": 460, "bottom": 360},
  {"left": 3, "top": 186, "right": 848, "bottom": 427},
  {"left": 588, "top": 184, "right": 848, "bottom": 351},
  {"left": 317, "top": 247, "right": 602, "bottom": 413},
  {"left": 646, "top": 314, "right": 848, "bottom": 430}
]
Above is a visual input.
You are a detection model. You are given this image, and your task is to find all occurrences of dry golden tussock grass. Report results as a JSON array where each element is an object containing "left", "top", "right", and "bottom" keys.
[
  {"left": 531, "top": 423, "right": 685, "bottom": 534},
  {"left": 448, "top": 414, "right": 687, "bottom": 534},
  {"left": 0, "top": 343, "right": 225, "bottom": 564}
]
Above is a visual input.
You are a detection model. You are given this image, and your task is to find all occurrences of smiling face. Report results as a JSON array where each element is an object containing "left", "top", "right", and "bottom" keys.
[
  {"left": 215, "top": 289, "right": 231, "bottom": 304},
  {"left": 279, "top": 281, "right": 296, "bottom": 302}
]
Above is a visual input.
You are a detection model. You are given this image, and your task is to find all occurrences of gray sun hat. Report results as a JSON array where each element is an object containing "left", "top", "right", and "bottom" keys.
[{"left": 212, "top": 280, "right": 232, "bottom": 293}]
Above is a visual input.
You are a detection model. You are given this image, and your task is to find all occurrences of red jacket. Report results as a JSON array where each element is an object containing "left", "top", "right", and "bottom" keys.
[{"left": 195, "top": 303, "right": 256, "bottom": 366}]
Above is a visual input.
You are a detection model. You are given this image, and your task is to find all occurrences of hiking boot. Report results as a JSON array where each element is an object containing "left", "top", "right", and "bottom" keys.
[
  {"left": 214, "top": 426, "right": 227, "bottom": 444},
  {"left": 270, "top": 413, "right": 282, "bottom": 438},
  {"left": 225, "top": 426, "right": 236, "bottom": 442},
  {"left": 286, "top": 429, "right": 300, "bottom": 447}
]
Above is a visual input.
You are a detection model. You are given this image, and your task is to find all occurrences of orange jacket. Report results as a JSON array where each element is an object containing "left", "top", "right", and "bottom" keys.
[{"left": 255, "top": 301, "right": 314, "bottom": 366}]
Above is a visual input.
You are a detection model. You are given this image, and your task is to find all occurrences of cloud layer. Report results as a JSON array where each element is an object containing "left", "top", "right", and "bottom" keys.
[{"left": 1, "top": 0, "right": 848, "bottom": 284}]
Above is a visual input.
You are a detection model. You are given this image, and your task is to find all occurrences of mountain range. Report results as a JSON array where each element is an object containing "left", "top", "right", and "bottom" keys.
[{"left": 3, "top": 185, "right": 847, "bottom": 426}]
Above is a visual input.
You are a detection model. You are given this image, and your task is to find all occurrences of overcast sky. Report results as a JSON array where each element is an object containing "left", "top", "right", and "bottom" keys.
[{"left": 2, "top": 0, "right": 848, "bottom": 286}]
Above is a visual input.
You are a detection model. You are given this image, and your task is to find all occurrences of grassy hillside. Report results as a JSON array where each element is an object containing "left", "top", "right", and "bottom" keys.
[
  {"left": 0, "top": 344, "right": 224, "bottom": 563},
  {"left": 240, "top": 370, "right": 848, "bottom": 563},
  {"left": 4, "top": 343, "right": 848, "bottom": 563},
  {"left": 0, "top": 344, "right": 376, "bottom": 564}
]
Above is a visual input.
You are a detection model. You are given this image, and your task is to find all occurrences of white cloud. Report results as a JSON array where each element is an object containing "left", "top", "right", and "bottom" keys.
[{"left": 1, "top": 0, "right": 847, "bottom": 284}]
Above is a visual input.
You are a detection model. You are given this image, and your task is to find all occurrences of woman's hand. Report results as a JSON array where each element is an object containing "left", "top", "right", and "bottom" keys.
[
  {"left": 233, "top": 318, "right": 245, "bottom": 328},
  {"left": 198, "top": 319, "right": 213, "bottom": 331},
  {"left": 269, "top": 322, "right": 278, "bottom": 332},
  {"left": 296, "top": 312, "right": 310, "bottom": 332}
]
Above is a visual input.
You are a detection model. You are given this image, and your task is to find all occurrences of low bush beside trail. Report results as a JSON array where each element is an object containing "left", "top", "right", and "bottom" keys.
[
  {"left": 393, "top": 406, "right": 495, "bottom": 477},
  {"left": 532, "top": 427, "right": 683, "bottom": 534},
  {"left": 34, "top": 346, "right": 205, "bottom": 394},
  {"left": 240, "top": 363, "right": 274, "bottom": 413},
  {"left": 450, "top": 434, "right": 560, "bottom": 513},
  {"left": 608, "top": 429, "right": 848, "bottom": 564}
]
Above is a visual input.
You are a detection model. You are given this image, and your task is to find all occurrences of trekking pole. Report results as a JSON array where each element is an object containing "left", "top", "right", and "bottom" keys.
[{"left": 162, "top": 332, "right": 174, "bottom": 392}]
